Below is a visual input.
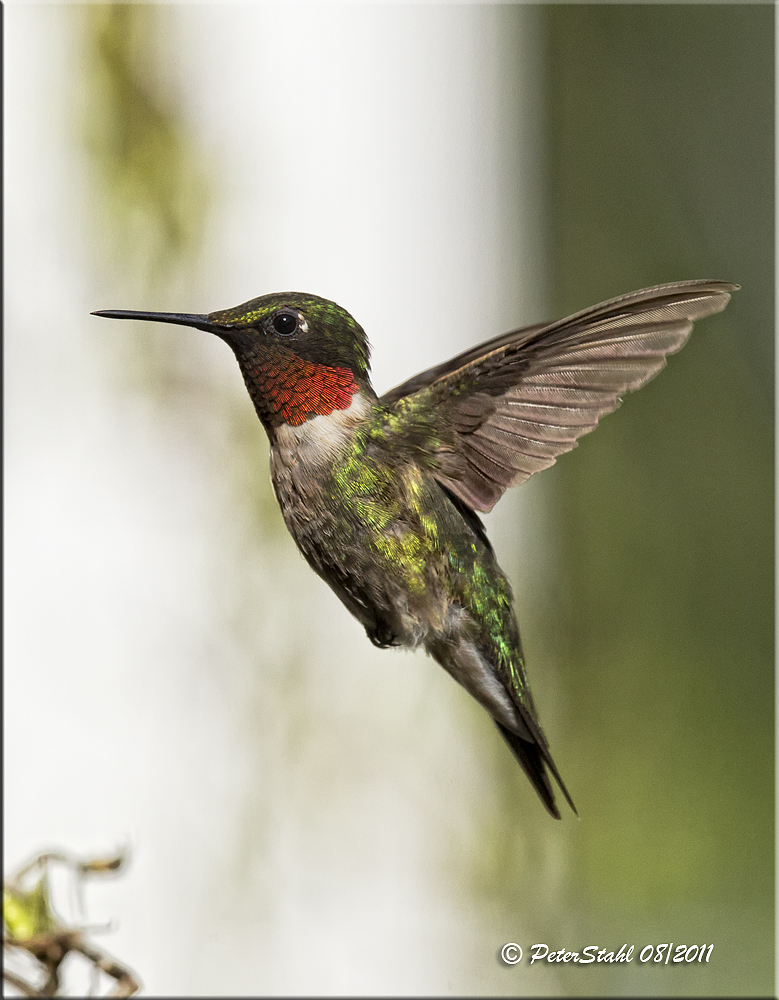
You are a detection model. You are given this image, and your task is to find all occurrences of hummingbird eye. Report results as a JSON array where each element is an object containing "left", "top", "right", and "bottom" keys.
[{"left": 271, "top": 309, "right": 300, "bottom": 337}]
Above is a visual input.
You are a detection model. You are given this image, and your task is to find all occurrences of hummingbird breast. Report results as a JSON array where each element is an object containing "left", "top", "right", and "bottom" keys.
[{"left": 268, "top": 393, "right": 462, "bottom": 648}]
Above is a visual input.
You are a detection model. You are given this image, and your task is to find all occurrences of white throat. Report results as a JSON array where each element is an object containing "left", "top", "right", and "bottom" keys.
[{"left": 271, "top": 390, "right": 373, "bottom": 473}]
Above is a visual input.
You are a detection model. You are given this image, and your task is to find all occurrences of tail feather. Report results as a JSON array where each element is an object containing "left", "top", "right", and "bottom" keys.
[
  {"left": 495, "top": 721, "right": 578, "bottom": 820},
  {"left": 428, "top": 633, "right": 578, "bottom": 818}
]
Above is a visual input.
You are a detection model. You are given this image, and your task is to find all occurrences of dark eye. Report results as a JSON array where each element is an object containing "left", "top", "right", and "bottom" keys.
[{"left": 272, "top": 310, "right": 299, "bottom": 336}]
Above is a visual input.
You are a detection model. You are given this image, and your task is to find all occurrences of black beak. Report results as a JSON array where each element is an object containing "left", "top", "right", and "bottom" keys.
[{"left": 91, "top": 309, "right": 228, "bottom": 336}]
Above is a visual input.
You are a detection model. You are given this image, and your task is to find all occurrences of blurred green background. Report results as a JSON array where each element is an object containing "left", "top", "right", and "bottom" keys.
[
  {"left": 500, "top": 6, "right": 774, "bottom": 996},
  {"left": 6, "top": 4, "right": 773, "bottom": 996}
]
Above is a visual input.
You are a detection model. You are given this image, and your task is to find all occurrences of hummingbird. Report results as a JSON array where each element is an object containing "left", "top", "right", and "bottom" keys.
[{"left": 94, "top": 279, "right": 736, "bottom": 818}]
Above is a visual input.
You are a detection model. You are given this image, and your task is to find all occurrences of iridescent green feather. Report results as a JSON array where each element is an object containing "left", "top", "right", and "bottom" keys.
[{"left": 329, "top": 408, "right": 533, "bottom": 713}]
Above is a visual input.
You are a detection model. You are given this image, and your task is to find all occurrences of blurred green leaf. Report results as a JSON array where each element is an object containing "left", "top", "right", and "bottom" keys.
[{"left": 4, "top": 876, "right": 57, "bottom": 941}]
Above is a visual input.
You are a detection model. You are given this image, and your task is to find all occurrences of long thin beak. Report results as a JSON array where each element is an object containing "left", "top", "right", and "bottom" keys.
[{"left": 91, "top": 309, "right": 221, "bottom": 335}]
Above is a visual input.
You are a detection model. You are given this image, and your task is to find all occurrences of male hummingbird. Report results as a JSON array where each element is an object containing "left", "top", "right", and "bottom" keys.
[{"left": 94, "top": 280, "right": 736, "bottom": 818}]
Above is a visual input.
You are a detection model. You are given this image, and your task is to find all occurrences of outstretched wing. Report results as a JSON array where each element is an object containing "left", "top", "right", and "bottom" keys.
[{"left": 380, "top": 280, "right": 737, "bottom": 513}]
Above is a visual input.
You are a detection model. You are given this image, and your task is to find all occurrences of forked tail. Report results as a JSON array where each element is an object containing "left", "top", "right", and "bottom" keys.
[{"left": 495, "top": 721, "right": 578, "bottom": 820}]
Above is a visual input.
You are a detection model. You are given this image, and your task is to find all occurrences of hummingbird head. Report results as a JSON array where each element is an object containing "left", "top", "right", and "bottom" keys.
[{"left": 94, "top": 292, "right": 373, "bottom": 430}]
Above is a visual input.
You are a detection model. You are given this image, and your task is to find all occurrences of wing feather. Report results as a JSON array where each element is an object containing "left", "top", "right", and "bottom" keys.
[{"left": 379, "top": 280, "right": 737, "bottom": 512}]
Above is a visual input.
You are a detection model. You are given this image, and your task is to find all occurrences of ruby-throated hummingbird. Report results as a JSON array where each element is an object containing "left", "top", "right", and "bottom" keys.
[{"left": 94, "top": 280, "right": 736, "bottom": 818}]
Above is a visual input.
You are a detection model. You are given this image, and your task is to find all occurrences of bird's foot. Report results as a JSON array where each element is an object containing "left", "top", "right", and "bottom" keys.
[{"left": 367, "top": 622, "right": 399, "bottom": 648}]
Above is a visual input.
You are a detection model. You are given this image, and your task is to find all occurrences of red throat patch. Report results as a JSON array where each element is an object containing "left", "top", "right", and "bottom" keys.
[{"left": 250, "top": 347, "right": 360, "bottom": 426}]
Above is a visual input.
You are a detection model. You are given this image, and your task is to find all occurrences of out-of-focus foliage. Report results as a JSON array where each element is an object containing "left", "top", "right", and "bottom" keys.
[
  {"left": 77, "top": 3, "right": 225, "bottom": 409},
  {"left": 4, "top": 876, "right": 57, "bottom": 942},
  {"left": 80, "top": 4, "right": 210, "bottom": 286},
  {"left": 3, "top": 851, "right": 139, "bottom": 997},
  {"left": 492, "top": 6, "right": 772, "bottom": 997}
]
